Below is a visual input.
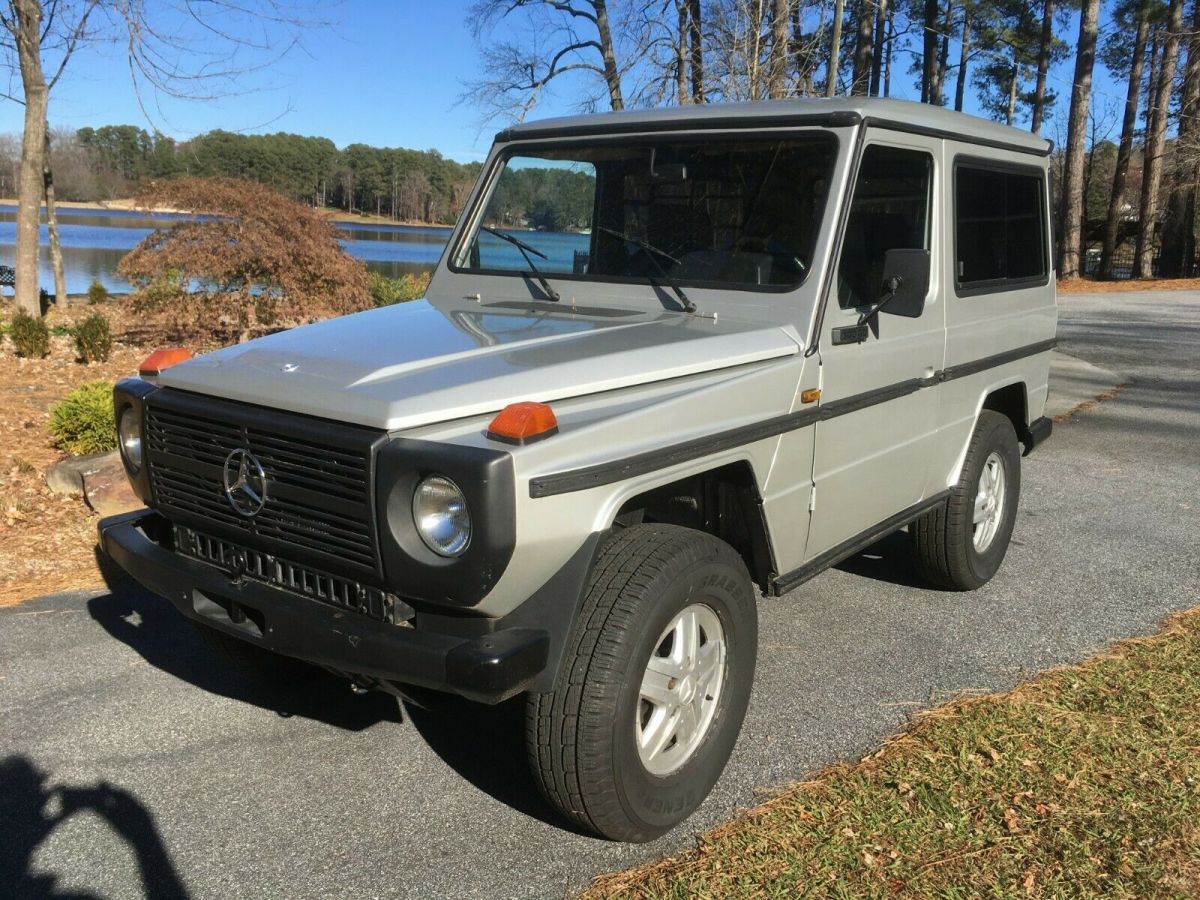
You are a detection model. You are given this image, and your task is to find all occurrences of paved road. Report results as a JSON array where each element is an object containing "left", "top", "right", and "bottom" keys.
[{"left": 3, "top": 292, "right": 1197, "bottom": 900}]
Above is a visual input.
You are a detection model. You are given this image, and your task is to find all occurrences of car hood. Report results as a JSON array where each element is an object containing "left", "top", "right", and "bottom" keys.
[{"left": 156, "top": 299, "right": 801, "bottom": 431}]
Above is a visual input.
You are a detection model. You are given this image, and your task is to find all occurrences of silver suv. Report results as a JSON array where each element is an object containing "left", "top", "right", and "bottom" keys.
[{"left": 100, "top": 97, "right": 1056, "bottom": 842}]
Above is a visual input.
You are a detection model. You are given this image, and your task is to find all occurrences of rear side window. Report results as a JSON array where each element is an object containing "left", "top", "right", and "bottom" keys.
[{"left": 955, "top": 163, "right": 1047, "bottom": 293}]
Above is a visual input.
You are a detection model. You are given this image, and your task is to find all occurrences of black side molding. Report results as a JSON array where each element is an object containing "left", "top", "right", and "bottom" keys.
[{"left": 529, "top": 340, "right": 1056, "bottom": 499}]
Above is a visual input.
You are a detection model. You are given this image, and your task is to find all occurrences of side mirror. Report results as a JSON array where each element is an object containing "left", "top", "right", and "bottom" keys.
[{"left": 878, "top": 248, "right": 930, "bottom": 318}]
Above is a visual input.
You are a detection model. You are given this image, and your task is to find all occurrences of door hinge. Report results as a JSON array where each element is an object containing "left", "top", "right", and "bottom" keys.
[{"left": 808, "top": 489, "right": 816, "bottom": 512}]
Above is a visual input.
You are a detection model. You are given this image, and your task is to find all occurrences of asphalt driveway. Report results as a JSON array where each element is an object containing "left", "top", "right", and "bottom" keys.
[{"left": 2, "top": 291, "right": 1197, "bottom": 899}]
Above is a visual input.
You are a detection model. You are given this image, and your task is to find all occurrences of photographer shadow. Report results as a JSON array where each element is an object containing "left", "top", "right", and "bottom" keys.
[{"left": 0, "top": 755, "right": 188, "bottom": 900}]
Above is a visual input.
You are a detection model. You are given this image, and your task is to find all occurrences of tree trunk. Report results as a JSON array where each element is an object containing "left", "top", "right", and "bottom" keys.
[
  {"left": 1158, "top": 0, "right": 1200, "bottom": 276},
  {"left": 1100, "top": 3, "right": 1149, "bottom": 278},
  {"left": 677, "top": 0, "right": 689, "bottom": 104},
  {"left": 932, "top": 0, "right": 952, "bottom": 105},
  {"left": 851, "top": 0, "right": 873, "bottom": 95},
  {"left": 43, "top": 130, "right": 66, "bottom": 306},
  {"left": 1006, "top": 61, "right": 1019, "bottom": 125},
  {"left": 688, "top": 0, "right": 704, "bottom": 102},
  {"left": 12, "top": 0, "right": 49, "bottom": 317},
  {"left": 870, "top": 0, "right": 889, "bottom": 96},
  {"left": 1134, "top": 0, "right": 1184, "bottom": 278},
  {"left": 1057, "top": 0, "right": 1101, "bottom": 279},
  {"left": 1030, "top": 0, "right": 1054, "bottom": 133},
  {"left": 594, "top": 0, "right": 624, "bottom": 110},
  {"left": 827, "top": 0, "right": 845, "bottom": 96},
  {"left": 884, "top": 5, "right": 895, "bottom": 96},
  {"left": 921, "top": 0, "right": 939, "bottom": 102},
  {"left": 769, "top": 0, "right": 791, "bottom": 98},
  {"left": 954, "top": 5, "right": 971, "bottom": 111}
]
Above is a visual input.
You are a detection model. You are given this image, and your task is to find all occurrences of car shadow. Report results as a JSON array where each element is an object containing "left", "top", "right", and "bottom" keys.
[
  {"left": 403, "top": 696, "right": 592, "bottom": 835},
  {"left": 89, "top": 560, "right": 400, "bottom": 732},
  {"left": 833, "top": 530, "right": 934, "bottom": 590},
  {"left": 0, "top": 754, "right": 189, "bottom": 900}
]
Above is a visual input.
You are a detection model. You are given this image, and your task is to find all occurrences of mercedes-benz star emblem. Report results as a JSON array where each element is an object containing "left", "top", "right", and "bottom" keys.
[{"left": 222, "top": 448, "right": 267, "bottom": 517}]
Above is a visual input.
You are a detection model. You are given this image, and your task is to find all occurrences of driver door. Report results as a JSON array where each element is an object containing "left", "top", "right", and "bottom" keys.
[{"left": 805, "top": 135, "right": 946, "bottom": 561}]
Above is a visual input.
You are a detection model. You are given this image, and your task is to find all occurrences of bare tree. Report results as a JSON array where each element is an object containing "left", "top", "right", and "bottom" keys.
[
  {"left": 1134, "top": 0, "right": 1183, "bottom": 278},
  {"left": 465, "top": 0, "right": 627, "bottom": 122},
  {"left": 768, "top": 0, "right": 791, "bottom": 97},
  {"left": 43, "top": 128, "right": 65, "bottom": 302},
  {"left": 1057, "top": 0, "right": 1101, "bottom": 278},
  {"left": 0, "top": 0, "right": 316, "bottom": 317},
  {"left": 953, "top": 0, "right": 972, "bottom": 111},
  {"left": 688, "top": 0, "right": 704, "bottom": 100},
  {"left": 1157, "top": 0, "right": 1200, "bottom": 276},
  {"left": 850, "top": 0, "right": 873, "bottom": 94},
  {"left": 1029, "top": 0, "right": 1054, "bottom": 133},
  {"left": 921, "top": 0, "right": 938, "bottom": 102},
  {"left": 869, "top": 0, "right": 889, "bottom": 96},
  {"left": 1100, "top": 0, "right": 1151, "bottom": 278},
  {"left": 827, "top": 0, "right": 844, "bottom": 95}
]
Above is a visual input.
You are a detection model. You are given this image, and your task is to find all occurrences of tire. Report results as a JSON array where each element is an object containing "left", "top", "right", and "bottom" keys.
[
  {"left": 191, "top": 621, "right": 317, "bottom": 682},
  {"left": 911, "top": 410, "right": 1022, "bottom": 590},
  {"left": 526, "top": 524, "right": 757, "bottom": 842}
]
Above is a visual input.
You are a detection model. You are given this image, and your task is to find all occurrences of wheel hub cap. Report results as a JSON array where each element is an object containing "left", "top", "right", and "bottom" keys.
[
  {"left": 636, "top": 603, "right": 727, "bottom": 777},
  {"left": 972, "top": 451, "right": 1007, "bottom": 552}
]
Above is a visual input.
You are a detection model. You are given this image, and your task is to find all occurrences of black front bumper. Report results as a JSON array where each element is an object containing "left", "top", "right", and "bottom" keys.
[{"left": 97, "top": 509, "right": 549, "bottom": 704}]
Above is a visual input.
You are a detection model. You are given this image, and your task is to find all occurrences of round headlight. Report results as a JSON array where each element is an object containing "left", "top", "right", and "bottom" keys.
[
  {"left": 118, "top": 406, "right": 143, "bottom": 472},
  {"left": 412, "top": 475, "right": 471, "bottom": 557}
]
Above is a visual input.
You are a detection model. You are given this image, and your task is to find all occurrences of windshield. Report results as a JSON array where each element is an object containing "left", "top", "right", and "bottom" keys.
[{"left": 454, "top": 134, "right": 836, "bottom": 291}]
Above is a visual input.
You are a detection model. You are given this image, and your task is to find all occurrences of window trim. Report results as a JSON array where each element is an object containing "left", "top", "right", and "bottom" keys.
[
  {"left": 952, "top": 154, "right": 1050, "bottom": 298},
  {"left": 447, "top": 131, "right": 840, "bottom": 295},
  {"left": 834, "top": 142, "right": 936, "bottom": 313}
]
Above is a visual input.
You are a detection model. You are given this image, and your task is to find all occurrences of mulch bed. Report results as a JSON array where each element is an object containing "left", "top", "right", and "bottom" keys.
[{"left": 0, "top": 300, "right": 222, "bottom": 605}]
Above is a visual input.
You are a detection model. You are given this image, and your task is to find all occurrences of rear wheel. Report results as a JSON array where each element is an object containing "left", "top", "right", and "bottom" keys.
[
  {"left": 911, "top": 410, "right": 1021, "bottom": 590},
  {"left": 526, "top": 524, "right": 757, "bottom": 842}
]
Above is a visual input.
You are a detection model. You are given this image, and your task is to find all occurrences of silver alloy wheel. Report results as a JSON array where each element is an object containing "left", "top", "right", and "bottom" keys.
[
  {"left": 636, "top": 603, "right": 727, "bottom": 777},
  {"left": 972, "top": 450, "right": 1006, "bottom": 552}
]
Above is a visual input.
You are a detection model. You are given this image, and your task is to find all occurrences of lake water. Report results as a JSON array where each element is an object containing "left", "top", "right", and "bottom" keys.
[{"left": 0, "top": 205, "right": 456, "bottom": 295}]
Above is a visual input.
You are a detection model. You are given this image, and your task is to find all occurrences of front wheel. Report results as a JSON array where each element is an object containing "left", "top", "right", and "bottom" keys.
[
  {"left": 526, "top": 524, "right": 757, "bottom": 842},
  {"left": 911, "top": 410, "right": 1022, "bottom": 590}
]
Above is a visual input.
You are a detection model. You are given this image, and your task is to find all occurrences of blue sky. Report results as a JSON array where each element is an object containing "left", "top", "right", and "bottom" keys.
[{"left": 0, "top": 1, "right": 1132, "bottom": 163}]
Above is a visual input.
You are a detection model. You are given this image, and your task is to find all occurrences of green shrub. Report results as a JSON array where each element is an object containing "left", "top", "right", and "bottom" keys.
[
  {"left": 10, "top": 311, "right": 49, "bottom": 358},
  {"left": 369, "top": 271, "right": 430, "bottom": 307},
  {"left": 87, "top": 279, "right": 109, "bottom": 305},
  {"left": 74, "top": 313, "right": 112, "bottom": 363},
  {"left": 49, "top": 381, "right": 116, "bottom": 455}
]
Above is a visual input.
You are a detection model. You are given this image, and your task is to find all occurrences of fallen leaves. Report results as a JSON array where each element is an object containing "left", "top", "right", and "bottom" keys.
[{"left": 0, "top": 322, "right": 145, "bottom": 605}]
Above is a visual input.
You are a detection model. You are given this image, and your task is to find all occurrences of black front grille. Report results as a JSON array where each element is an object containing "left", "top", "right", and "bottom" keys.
[
  {"left": 144, "top": 389, "right": 386, "bottom": 579},
  {"left": 174, "top": 525, "right": 411, "bottom": 624}
]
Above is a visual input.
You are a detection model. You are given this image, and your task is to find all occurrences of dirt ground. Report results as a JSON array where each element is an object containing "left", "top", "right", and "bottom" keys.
[{"left": 0, "top": 302, "right": 167, "bottom": 605}]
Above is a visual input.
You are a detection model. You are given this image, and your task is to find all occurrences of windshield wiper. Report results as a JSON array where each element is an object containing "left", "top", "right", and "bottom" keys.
[
  {"left": 597, "top": 226, "right": 697, "bottom": 314},
  {"left": 480, "top": 225, "right": 560, "bottom": 302}
]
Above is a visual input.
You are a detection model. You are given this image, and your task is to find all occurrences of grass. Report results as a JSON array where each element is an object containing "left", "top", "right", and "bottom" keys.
[{"left": 586, "top": 608, "right": 1200, "bottom": 899}]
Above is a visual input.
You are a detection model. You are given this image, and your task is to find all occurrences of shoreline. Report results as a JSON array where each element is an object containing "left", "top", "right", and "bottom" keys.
[{"left": 0, "top": 197, "right": 453, "bottom": 229}]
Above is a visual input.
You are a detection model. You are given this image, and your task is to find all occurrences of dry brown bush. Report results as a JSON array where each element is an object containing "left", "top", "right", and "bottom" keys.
[{"left": 117, "top": 177, "right": 372, "bottom": 340}]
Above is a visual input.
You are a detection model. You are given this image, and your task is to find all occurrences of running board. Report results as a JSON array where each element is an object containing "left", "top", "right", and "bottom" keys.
[{"left": 770, "top": 490, "right": 952, "bottom": 596}]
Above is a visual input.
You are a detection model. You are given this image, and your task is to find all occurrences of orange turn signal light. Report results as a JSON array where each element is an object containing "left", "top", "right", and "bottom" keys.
[
  {"left": 139, "top": 347, "right": 193, "bottom": 377},
  {"left": 800, "top": 388, "right": 822, "bottom": 404},
  {"left": 487, "top": 401, "right": 559, "bottom": 445}
]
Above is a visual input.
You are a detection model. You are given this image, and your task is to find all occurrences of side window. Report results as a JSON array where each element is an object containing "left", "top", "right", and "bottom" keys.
[
  {"left": 955, "top": 164, "right": 1047, "bottom": 291},
  {"left": 837, "top": 145, "right": 932, "bottom": 310}
]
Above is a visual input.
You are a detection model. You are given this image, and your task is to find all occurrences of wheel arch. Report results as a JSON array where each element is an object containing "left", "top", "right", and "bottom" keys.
[
  {"left": 612, "top": 460, "right": 776, "bottom": 593},
  {"left": 980, "top": 380, "right": 1034, "bottom": 448}
]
